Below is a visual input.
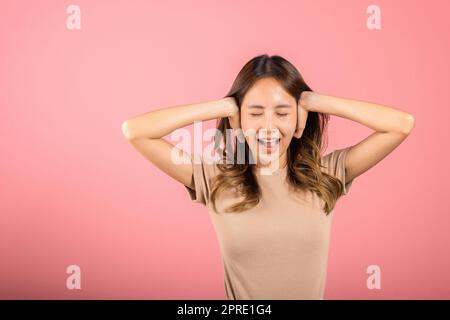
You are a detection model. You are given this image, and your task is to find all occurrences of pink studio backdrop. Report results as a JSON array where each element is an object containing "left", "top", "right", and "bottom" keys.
[{"left": 1, "top": 0, "right": 449, "bottom": 299}]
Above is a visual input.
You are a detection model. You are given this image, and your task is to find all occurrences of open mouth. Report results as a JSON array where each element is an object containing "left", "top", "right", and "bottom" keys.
[
  {"left": 257, "top": 137, "right": 281, "bottom": 154},
  {"left": 257, "top": 137, "right": 280, "bottom": 146}
]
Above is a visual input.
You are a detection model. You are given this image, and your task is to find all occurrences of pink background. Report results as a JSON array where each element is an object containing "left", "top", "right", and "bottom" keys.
[{"left": 1, "top": 0, "right": 449, "bottom": 299}]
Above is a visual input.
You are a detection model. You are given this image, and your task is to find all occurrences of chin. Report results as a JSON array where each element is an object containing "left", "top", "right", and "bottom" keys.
[
  {"left": 246, "top": 135, "right": 290, "bottom": 166},
  {"left": 256, "top": 147, "right": 288, "bottom": 167}
]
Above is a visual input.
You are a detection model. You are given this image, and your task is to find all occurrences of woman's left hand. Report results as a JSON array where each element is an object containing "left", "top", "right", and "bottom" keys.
[{"left": 293, "top": 91, "right": 311, "bottom": 138}]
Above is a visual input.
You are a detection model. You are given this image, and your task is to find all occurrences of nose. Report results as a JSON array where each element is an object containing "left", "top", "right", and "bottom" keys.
[
  {"left": 263, "top": 114, "right": 276, "bottom": 130},
  {"left": 260, "top": 116, "right": 280, "bottom": 138}
]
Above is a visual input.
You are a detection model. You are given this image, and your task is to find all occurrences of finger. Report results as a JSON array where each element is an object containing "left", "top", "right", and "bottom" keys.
[
  {"left": 294, "top": 104, "right": 307, "bottom": 139},
  {"left": 298, "top": 106, "right": 308, "bottom": 130},
  {"left": 295, "top": 100, "right": 303, "bottom": 135},
  {"left": 227, "top": 116, "right": 235, "bottom": 130},
  {"left": 295, "top": 101, "right": 299, "bottom": 132},
  {"left": 293, "top": 128, "right": 304, "bottom": 139}
]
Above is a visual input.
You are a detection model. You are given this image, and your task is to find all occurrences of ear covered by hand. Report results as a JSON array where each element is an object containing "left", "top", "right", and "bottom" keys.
[
  {"left": 293, "top": 91, "right": 311, "bottom": 139},
  {"left": 227, "top": 98, "right": 246, "bottom": 143}
]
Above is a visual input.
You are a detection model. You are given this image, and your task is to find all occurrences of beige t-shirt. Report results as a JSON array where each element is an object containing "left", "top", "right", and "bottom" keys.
[{"left": 185, "top": 147, "right": 354, "bottom": 300}]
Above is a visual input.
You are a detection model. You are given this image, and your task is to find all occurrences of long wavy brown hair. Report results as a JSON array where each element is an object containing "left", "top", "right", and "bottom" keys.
[{"left": 210, "top": 54, "right": 345, "bottom": 215}]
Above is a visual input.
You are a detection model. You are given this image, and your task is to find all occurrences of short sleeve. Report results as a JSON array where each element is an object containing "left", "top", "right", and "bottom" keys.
[
  {"left": 321, "top": 146, "right": 354, "bottom": 196},
  {"left": 184, "top": 153, "right": 217, "bottom": 206}
]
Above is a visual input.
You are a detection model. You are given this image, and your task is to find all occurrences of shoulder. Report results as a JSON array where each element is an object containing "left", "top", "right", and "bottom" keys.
[
  {"left": 320, "top": 146, "right": 354, "bottom": 195},
  {"left": 320, "top": 146, "right": 351, "bottom": 175},
  {"left": 191, "top": 153, "right": 220, "bottom": 179},
  {"left": 185, "top": 153, "right": 221, "bottom": 205}
]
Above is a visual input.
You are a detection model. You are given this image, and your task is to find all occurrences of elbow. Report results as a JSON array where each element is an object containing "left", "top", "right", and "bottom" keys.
[
  {"left": 121, "top": 120, "right": 135, "bottom": 141},
  {"left": 400, "top": 114, "right": 415, "bottom": 135}
]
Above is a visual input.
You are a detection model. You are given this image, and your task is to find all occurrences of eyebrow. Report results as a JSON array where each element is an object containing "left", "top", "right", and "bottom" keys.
[{"left": 247, "top": 104, "right": 292, "bottom": 109}]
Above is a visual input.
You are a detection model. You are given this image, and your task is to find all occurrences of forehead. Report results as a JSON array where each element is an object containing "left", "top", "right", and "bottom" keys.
[{"left": 242, "top": 78, "right": 295, "bottom": 106}]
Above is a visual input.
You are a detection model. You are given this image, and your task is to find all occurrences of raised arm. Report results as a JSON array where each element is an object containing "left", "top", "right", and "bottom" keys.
[
  {"left": 121, "top": 97, "right": 238, "bottom": 188},
  {"left": 300, "top": 91, "right": 415, "bottom": 183}
]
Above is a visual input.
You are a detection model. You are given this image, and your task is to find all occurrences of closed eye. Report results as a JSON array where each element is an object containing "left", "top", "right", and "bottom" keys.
[{"left": 249, "top": 112, "right": 289, "bottom": 116}]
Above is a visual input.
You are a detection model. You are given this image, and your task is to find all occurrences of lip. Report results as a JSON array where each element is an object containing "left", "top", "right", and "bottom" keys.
[
  {"left": 257, "top": 137, "right": 280, "bottom": 141},
  {"left": 257, "top": 137, "right": 281, "bottom": 154}
]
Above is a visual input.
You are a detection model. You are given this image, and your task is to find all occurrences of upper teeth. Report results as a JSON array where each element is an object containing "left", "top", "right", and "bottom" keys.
[{"left": 258, "top": 138, "right": 279, "bottom": 145}]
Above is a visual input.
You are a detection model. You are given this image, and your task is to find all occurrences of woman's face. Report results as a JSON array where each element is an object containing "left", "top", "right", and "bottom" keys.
[{"left": 240, "top": 77, "right": 297, "bottom": 168}]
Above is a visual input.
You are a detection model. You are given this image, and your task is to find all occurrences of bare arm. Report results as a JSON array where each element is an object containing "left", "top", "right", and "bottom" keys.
[
  {"left": 121, "top": 97, "right": 238, "bottom": 188},
  {"left": 300, "top": 91, "right": 415, "bottom": 182}
]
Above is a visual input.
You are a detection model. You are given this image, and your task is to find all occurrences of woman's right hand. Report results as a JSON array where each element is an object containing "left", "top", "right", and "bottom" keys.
[{"left": 224, "top": 97, "right": 245, "bottom": 142}]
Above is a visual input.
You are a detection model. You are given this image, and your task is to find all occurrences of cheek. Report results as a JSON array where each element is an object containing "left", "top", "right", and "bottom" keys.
[
  {"left": 240, "top": 114, "right": 255, "bottom": 131},
  {"left": 240, "top": 116, "right": 257, "bottom": 146},
  {"left": 280, "top": 116, "right": 297, "bottom": 136}
]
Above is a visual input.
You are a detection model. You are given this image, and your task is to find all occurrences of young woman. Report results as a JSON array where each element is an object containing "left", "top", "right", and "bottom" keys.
[{"left": 121, "top": 54, "right": 415, "bottom": 300}]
